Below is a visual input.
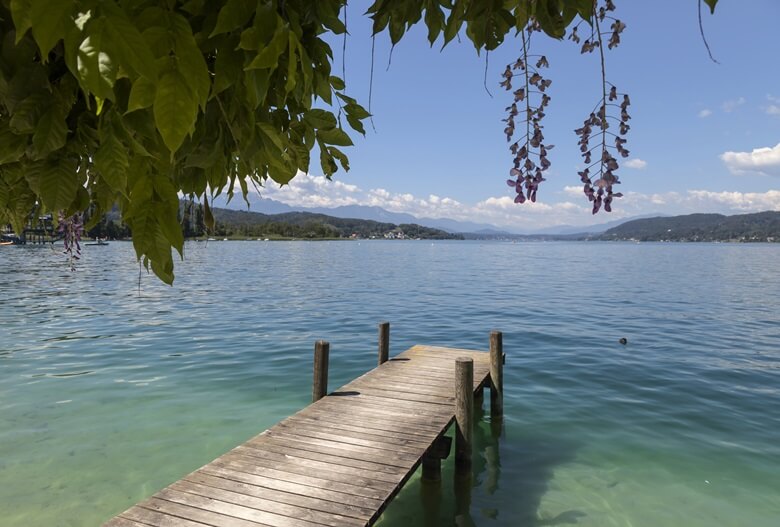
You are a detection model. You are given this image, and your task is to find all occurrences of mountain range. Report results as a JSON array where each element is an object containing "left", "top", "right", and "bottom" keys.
[{"left": 212, "top": 194, "right": 647, "bottom": 235}]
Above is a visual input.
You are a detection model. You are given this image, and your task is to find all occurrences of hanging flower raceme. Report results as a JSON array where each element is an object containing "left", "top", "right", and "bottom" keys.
[
  {"left": 502, "top": 25, "right": 554, "bottom": 205},
  {"left": 58, "top": 212, "right": 83, "bottom": 271}
]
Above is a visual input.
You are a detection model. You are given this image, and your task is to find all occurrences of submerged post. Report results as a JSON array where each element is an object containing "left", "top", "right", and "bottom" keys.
[
  {"left": 312, "top": 340, "right": 329, "bottom": 402},
  {"left": 378, "top": 321, "right": 390, "bottom": 365},
  {"left": 455, "top": 357, "right": 474, "bottom": 473},
  {"left": 489, "top": 330, "right": 503, "bottom": 419}
]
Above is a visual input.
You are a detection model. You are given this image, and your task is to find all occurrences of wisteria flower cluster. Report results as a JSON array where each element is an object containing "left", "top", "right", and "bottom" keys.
[
  {"left": 571, "top": 0, "right": 629, "bottom": 214},
  {"left": 501, "top": 26, "right": 554, "bottom": 204},
  {"left": 503, "top": 1, "right": 630, "bottom": 214},
  {"left": 58, "top": 212, "right": 83, "bottom": 271}
]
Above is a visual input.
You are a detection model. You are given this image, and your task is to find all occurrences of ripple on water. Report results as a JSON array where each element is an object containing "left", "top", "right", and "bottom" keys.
[{"left": 1, "top": 241, "right": 779, "bottom": 527}]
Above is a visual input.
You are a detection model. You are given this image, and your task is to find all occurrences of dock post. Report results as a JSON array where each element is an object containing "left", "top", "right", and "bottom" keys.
[
  {"left": 378, "top": 321, "right": 390, "bottom": 365},
  {"left": 421, "top": 455, "right": 441, "bottom": 481},
  {"left": 489, "top": 330, "right": 503, "bottom": 419},
  {"left": 312, "top": 340, "right": 329, "bottom": 402},
  {"left": 455, "top": 357, "right": 474, "bottom": 473}
]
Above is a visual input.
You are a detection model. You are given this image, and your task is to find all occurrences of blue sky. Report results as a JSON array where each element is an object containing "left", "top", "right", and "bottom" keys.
[{"left": 259, "top": 1, "right": 780, "bottom": 229}]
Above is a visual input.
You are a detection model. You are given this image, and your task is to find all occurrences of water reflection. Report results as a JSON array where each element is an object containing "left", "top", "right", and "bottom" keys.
[{"left": 419, "top": 396, "right": 583, "bottom": 526}]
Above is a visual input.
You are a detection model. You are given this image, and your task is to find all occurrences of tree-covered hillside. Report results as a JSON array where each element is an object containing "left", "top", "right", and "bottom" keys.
[{"left": 600, "top": 212, "right": 780, "bottom": 242}]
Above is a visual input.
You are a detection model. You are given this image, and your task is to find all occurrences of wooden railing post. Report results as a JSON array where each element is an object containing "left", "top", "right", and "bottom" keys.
[
  {"left": 378, "top": 321, "right": 390, "bottom": 365},
  {"left": 455, "top": 357, "right": 474, "bottom": 473},
  {"left": 489, "top": 330, "right": 503, "bottom": 419},
  {"left": 312, "top": 340, "right": 329, "bottom": 402}
]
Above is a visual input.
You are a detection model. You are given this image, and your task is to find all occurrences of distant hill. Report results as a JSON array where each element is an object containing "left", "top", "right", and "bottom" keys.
[
  {"left": 210, "top": 206, "right": 462, "bottom": 240},
  {"left": 600, "top": 211, "right": 780, "bottom": 242},
  {"left": 213, "top": 195, "right": 510, "bottom": 234}
]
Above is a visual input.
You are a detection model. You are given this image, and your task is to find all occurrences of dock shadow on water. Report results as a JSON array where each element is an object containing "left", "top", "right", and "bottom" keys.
[{"left": 376, "top": 405, "right": 582, "bottom": 527}]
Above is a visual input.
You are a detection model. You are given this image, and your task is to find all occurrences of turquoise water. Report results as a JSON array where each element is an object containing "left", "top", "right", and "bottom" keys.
[{"left": 1, "top": 240, "right": 778, "bottom": 526}]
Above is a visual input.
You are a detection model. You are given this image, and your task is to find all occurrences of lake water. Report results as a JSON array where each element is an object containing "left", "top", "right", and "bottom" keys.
[{"left": 1, "top": 240, "right": 778, "bottom": 526}]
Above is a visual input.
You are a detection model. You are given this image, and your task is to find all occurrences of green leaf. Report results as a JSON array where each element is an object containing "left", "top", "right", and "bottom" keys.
[
  {"left": 317, "top": 127, "right": 353, "bottom": 146},
  {"left": 210, "top": 0, "right": 256, "bottom": 37},
  {"left": 213, "top": 37, "right": 244, "bottom": 96},
  {"left": 30, "top": 108, "right": 68, "bottom": 159},
  {"left": 154, "top": 65, "right": 198, "bottom": 154},
  {"left": 203, "top": 196, "right": 214, "bottom": 230},
  {"left": 10, "top": 0, "right": 33, "bottom": 43},
  {"left": 284, "top": 31, "right": 300, "bottom": 93},
  {"left": 345, "top": 102, "right": 370, "bottom": 120},
  {"left": 571, "top": 0, "right": 594, "bottom": 22},
  {"left": 94, "top": 129, "right": 129, "bottom": 194},
  {"left": 329, "top": 75, "right": 345, "bottom": 90},
  {"left": 257, "top": 122, "right": 284, "bottom": 153},
  {"left": 319, "top": 146, "right": 337, "bottom": 177},
  {"left": 30, "top": 0, "right": 74, "bottom": 58},
  {"left": 703, "top": 0, "right": 718, "bottom": 14},
  {"left": 103, "top": 8, "right": 158, "bottom": 81},
  {"left": 73, "top": 18, "right": 118, "bottom": 100},
  {"left": 0, "top": 126, "right": 29, "bottom": 164},
  {"left": 245, "top": 25, "right": 289, "bottom": 70},
  {"left": 346, "top": 114, "right": 366, "bottom": 136},
  {"left": 8, "top": 92, "right": 49, "bottom": 134},
  {"left": 127, "top": 77, "right": 155, "bottom": 112},
  {"left": 29, "top": 158, "right": 80, "bottom": 211},
  {"left": 424, "top": 3, "right": 445, "bottom": 44},
  {"left": 329, "top": 146, "right": 350, "bottom": 172},
  {"left": 170, "top": 14, "right": 210, "bottom": 109},
  {"left": 304, "top": 109, "right": 337, "bottom": 129}
]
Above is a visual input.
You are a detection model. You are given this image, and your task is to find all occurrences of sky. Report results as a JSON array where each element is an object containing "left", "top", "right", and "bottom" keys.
[{"left": 256, "top": 1, "right": 780, "bottom": 230}]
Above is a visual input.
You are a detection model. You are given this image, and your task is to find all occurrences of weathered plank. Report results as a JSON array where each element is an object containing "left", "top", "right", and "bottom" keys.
[{"left": 103, "top": 344, "right": 494, "bottom": 527}]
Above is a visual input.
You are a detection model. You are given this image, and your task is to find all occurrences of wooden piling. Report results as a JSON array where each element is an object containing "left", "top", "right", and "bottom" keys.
[
  {"left": 378, "top": 321, "right": 390, "bottom": 365},
  {"left": 489, "top": 330, "right": 503, "bottom": 419},
  {"left": 455, "top": 357, "right": 474, "bottom": 473},
  {"left": 312, "top": 340, "right": 329, "bottom": 402}
]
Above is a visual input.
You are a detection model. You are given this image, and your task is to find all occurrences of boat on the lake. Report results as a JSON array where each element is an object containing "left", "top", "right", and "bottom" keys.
[
  {"left": 0, "top": 233, "right": 22, "bottom": 245},
  {"left": 85, "top": 240, "right": 109, "bottom": 246}
]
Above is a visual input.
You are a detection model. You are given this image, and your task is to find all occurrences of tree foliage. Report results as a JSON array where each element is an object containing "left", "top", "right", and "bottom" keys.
[{"left": 0, "top": 0, "right": 719, "bottom": 283}]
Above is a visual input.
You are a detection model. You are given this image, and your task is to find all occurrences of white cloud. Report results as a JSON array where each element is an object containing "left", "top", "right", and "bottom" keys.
[
  {"left": 766, "top": 105, "right": 780, "bottom": 116},
  {"left": 698, "top": 109, "right": 713, "bottom": 118},
  {"left": 624, "top": 158, "right": 647, "bottom": 169},
  {"left": 253, "top": 172, "right": 780, "bottom": 231},
  {"left": 722, "top": 97, "right": 746, "bottom": 113},
  {"left": 720, "top": 143, "right": 780, "bottom": 176}
]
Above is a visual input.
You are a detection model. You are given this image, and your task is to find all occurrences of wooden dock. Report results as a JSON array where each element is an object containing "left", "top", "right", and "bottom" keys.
[{"left": 104, "top": 327, "right": 504, "bottom": 527}]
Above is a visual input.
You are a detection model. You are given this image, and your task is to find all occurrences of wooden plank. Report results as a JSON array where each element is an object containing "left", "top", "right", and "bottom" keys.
[
  {"left": 185, "top": 472, "right": 374, "bottom": 521},
  {"left": 340, "top": 385, "right": 455, "bottom": 406},
  {"left": 244, "top": 437, "right": 408, "bottom": 476},
  {"left": 140, "top": 497, "right": 271, "bottom": 527},
  {"left": 213, "top": 455, "right": 391, "bottom": 500},
  {"left": 171, "top": 480, "right": 364, "bottom": 527},
  {"left": 287, "top": 414, "right": 434, "bottom": 444},
  {"left": 231, "top": 445, "right": 402, "bottom": 484},
  {"left": 154, "top": 489, "right": 327, "bottom": 527},
  {"left": 122, "top": 504, "right": 239, "bottom": 527},
  {"left": 323, "top": 392, "right": 454, "bottom": 416},
  {"left": 348, "top": 375, "right": 463, "bottom": 396},
  {"left": 199, "top": 465, "right": 383, "bottom": 511},
  {"left": 308, "top": 403, "right": 452, "bottom": 433},
  {"left": 103, "top": 518, "right": 146, "bottom": 527},
  {"left": 258, "top": 430, "right": 419, "bottom": 466},
  {"left": 309, "top": 400, "right": 447, "bottom": 431},
  {"left": 226, "top": 449, "right": 397, "bottom": 491},
  {"left": 273, "top": 421, "right": 424, "bottom": 455}
]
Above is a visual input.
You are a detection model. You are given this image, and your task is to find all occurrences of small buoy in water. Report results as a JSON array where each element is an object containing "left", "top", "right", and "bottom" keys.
[{"left": 619, "top": 337, "right": 628, "bottom": 345}]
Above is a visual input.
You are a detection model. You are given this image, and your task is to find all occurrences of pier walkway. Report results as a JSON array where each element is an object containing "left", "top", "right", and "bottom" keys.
[{"left": 104, "top": 330, "right": 504, "bottom": 527}]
